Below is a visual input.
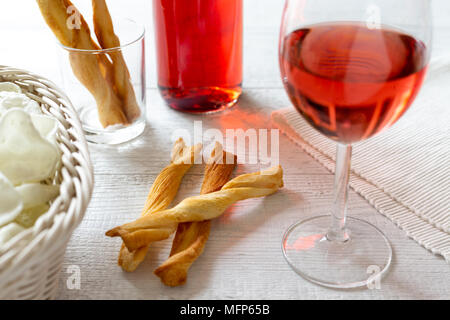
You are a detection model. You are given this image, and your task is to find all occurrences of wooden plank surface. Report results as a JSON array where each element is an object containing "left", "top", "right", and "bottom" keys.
[
  {"left": 0, "top": 0, "right": 448, "bottom": 300},
  {"left": 57, "top": 89, "right": 449, "bottom": 300}
]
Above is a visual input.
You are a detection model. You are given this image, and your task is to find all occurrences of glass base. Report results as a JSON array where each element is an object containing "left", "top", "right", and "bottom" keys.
[
  {"left": 79, "top": 105, "right": 146, "bottom": 145},
  {"left": 282, "top": 215, "right": 392, "bottom": 289}
]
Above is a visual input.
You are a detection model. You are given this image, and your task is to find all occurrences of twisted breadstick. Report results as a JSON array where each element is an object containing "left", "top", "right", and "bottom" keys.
[
  {"left": 118, "top": 138, "right": 201, "bottom": 272},
  {"left": 92, "top": 0, "right": 141, "bottom": 123},
  {"left": 36, "top": 0, "right": 128, "bottom": 127},
  {"left": 154, "top": 143, "right": 237, "bottom": 286},
  {"left": 106, "top": 166, "right": 284, "bottom": 252}
]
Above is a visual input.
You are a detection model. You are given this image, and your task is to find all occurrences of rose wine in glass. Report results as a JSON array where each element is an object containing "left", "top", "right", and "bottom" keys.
[
  {"left": 279, "top": 0, "right": 431, "bottom": 288},
  {"left": 153, "top": 0, "right": 243, "bottom": 113},
  {"left": 280, "top": 23, "right": 428, "bottom": 143}
]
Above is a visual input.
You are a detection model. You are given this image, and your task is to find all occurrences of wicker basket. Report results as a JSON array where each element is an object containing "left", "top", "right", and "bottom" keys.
[{"left": 0, "top": 66, "right": 93, "bottom": 299}]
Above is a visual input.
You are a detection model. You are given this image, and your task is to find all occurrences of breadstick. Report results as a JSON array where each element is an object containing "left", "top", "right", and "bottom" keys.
[
  {"left": 106, "top": 166, "right": 284, "bottom": 252},
  {"left": 36, "top": 0, "right": 128, "bottom": 127},
  {"left": 118, "top": 138, "right": 202, "bottom": 272},
  {"left": 154, "top": 142, "right": 237, "bottom": 286},
  {"left": 92, "top": 0, "right": 141, "bottom": 123}
]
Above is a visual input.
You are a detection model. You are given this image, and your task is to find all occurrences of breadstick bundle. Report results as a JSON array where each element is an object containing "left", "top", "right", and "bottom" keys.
[
  {"left": 154, "top": 142, "right": 237, "bottom": 286},
  {"left": 36, "top": 0, "right": 141, "bottom": 128},
  {"left": 106, "top": 139, "right": 284, "bottom": 286},
  {"left": 107, "top": 165, "right": 283, "bottom": 251},
  {"left": 118, "top": 138, "right": 202, "bottom": 272}
]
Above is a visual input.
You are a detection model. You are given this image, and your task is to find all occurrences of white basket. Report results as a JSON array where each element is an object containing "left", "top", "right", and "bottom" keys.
[{"left": 0, "top": 66, "right": 93, "bottom": 299}]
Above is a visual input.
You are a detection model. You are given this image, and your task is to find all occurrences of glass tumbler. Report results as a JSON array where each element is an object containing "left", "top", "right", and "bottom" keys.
[
  {"left": 58, "top": 18, "right": 146, "bottom": 145},
  {"left": 153, "top": 0, "right": 243, "bottom": 113}
]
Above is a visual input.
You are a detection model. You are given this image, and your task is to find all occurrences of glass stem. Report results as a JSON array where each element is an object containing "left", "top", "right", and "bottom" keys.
[{"left": 327, "top": 143, "right": 352, "bottom": 242}]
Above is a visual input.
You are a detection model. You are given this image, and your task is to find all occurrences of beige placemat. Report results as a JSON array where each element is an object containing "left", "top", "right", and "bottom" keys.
[{"left": 272, "top": 58, "right": 450, "bottom": 262}]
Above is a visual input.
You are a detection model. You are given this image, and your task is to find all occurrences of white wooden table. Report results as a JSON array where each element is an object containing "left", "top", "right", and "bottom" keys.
[{"left": 1, "top": 0, "right": 449, "bottom": 300}]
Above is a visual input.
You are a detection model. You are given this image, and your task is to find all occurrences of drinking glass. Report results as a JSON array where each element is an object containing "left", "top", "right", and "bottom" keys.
[
  {"left": 58, "top": 18, "right": 146, "bottom": 145},
  {"left": 279, "top": 0, "right": 431, "bottom": 288},
  {"left": 153, "top": 0, "right": 243, "bottom": 113}
]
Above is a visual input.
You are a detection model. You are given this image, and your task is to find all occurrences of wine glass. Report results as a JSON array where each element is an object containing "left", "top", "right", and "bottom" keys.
[{"left": 279, "top": 0, "right": 432, "bottom": 288}]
